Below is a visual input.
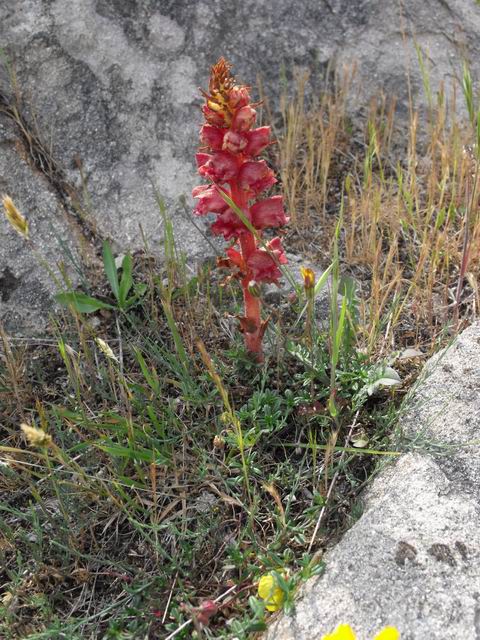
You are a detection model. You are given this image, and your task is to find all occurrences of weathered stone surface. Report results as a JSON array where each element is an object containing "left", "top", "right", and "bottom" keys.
[
  {"left": 0, "top": 114, "right": 82, "bottom": 334},
  {"left": 2, "top": 1, "right": 480, "bottom": 331},
  {"left": 264, "top": 253, "right": 338, "bottom": 329},
  {"left": 265, "top": 322, "right": 480, "bottom": 640}
]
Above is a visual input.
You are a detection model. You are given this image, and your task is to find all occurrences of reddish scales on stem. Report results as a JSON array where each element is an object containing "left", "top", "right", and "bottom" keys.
[{"left": 193, "top": 58, "right": 289, "bottom": 360}]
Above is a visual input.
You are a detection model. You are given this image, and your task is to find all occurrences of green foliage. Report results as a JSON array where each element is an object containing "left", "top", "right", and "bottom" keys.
[
  {"left": 55, "top": 240, "right": 144, "bottom": 313},
  {"left": 55, "top": 291, "right": 115, "bottom": 312},
  {"left": 1, "top": 160, "right": 408, "bottom": 640}
]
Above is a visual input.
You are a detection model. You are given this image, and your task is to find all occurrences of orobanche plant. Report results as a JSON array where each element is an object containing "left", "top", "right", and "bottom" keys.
[{"left": 193, "top": 58, "right": 289, "bottom": 361}]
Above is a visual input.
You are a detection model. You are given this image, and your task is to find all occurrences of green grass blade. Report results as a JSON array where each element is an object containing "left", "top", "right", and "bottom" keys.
[{"left": 102, "top": 240, "right": 120, "bottom": 301}]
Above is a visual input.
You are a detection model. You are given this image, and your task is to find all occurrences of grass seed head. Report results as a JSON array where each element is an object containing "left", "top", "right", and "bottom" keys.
[
  {"left": 2, "top": 194, "right": 29, "bottom": 238},
  {"left": 20, "top": 423, "right": 52, "bottom": 448}
]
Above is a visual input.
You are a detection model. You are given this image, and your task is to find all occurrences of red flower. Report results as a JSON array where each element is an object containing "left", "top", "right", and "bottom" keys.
[
  {"left": 200, "top": 125, "right": 225, "bottom": 150},
  {"left": 202, "top": 104, "right": 226, "bottom": 127},
  {"left": 250, "top": 196, "right": 289, "bottom": 229},
  {"left": 238, "top": 160, "right": 277, "bottom": 195},
  {"left": 245, "top": 127, "right": 271, "bottom": 157},
  {"left": 198, "top": 150, "right": 239, "bottom": 182},
  {"left": 232, "top": 105, "right": 257, "bottom": 132},
  {"left": 223, "top": 130, "right": 248, "bottom": 154},
  {"left": 211, "top": 208, "right": 249, "bottom": 240},
  {"left": 196, "top": 153, "right": 211, "bottom": 168},
  {"left": 226, "top": 246, "right": 246, "bottom": 271},
  {"left": 228, "top": 85, "right": 250, "bottom": 109},
  {"left": 247, "top": 237, "right": 288, "bottom": 283},
  {"left": 192, "top": 184, "right": 229, "bottom": 216}
]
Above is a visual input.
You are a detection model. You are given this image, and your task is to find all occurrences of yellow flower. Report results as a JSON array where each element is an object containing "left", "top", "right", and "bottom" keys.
[
  {"left": 20, "top": 423, "right": 52, "bottom": 448},
  {"left": 257, "top": 573, "right": 285, "bottom": 612},
  {"left": 300, "top": 266, "right": 315, "bottom": 290},
  {"left": 2, "top": 195, "right": 29, "bottom": 238},
  {"left": 322, "top": 624, "right": 356, "bottom": 640},
  {"left": 322, "top": 625, "right": 400, "bottom": 640},
  {"left": 374, "top": 628, "right": 400, "bottom": 640}
]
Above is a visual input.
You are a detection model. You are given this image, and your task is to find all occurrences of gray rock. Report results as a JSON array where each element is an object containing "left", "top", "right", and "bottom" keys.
[
  {"left": 265, "top": 322, "right": 480, "bottom": 640},
  {"left": 0, "top": 114, "right": 82, "bottom": 334},
  {"left": 2, "top": 1, "right": 480, "bottom": 331}
]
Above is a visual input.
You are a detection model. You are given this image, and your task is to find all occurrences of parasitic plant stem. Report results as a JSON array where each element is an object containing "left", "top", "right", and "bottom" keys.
[{"left": 192, "top": 58, "right": 289, "bottom": 361}]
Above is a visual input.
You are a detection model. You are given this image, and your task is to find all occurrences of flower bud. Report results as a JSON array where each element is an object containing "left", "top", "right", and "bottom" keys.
[
  {"left": 220, "top": 412, "right": 231, "bottom": 425},
  {"left": 222, "top": 130, "right": 248, "bottom": 154},
  {"left": 300, "top": 267, "right": 315, "bottom": 291},
  {"left": 228, "top": 85, "right": 250, "bottom": 109},
  {"left": 232, "top": 105, "right": 256, "bottom": 132}
]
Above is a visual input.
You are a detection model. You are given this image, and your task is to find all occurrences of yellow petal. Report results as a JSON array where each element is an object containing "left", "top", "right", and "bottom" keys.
[
  {"left": 374, "top": 627, "right": 400, "bottom": 640},
  {"left": 322, "top": 624, "right": 356, "bottom": 640},
  {"left": 257, "top": 573, "right": 285, "bottom": 612},
  {"left": 2, "top": 195, "right": 29, "bottom": 238}
]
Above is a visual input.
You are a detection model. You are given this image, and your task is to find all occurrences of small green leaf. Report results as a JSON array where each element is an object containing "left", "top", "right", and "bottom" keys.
[
  {"left": 102, "top": 240, "right": 120, "bottom": 301},
  {"left": 119, "top": 254, "right": 133, "bottom": 308},
  {"left": 248, "top": 596, "right": 265, "bottom": 617},
  {"left": 366, "top": 366, "right": 402, "bottom": 396},
  {"left": 55, "top": 292, "right": 115, "bottom": 313},
  {"left": 95, "top": 441, "right": 168, "bottom": 464},
  {"left": 134, "top": 283, "right": 147, "bottom": 296}
]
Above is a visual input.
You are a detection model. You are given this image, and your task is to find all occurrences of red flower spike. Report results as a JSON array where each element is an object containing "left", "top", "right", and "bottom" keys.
[
  {"left": 200, "top": 124, "right": 225, "bottom": 150},
  {"left": 245, "top": 126, "right": 271, "bottom": 157},
  {"left": 238, "top": 160, "right": 277, "bottom": 195},
  {"left": 250, "top": 195, "right": 289, "bottom": 229},
  {"left": 194, "top": 58, "right": 288, "bottom": 361},
  {"left": 192, "top": 184, "right": 230, "bottom": 216}
]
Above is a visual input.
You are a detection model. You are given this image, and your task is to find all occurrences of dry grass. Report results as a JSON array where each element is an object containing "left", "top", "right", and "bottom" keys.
[{"left": 275, "top": 67, "right": 480, "bottom": 356}]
